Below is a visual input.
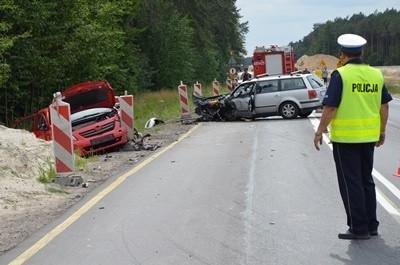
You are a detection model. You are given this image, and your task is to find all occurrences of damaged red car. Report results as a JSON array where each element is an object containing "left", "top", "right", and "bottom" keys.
[{"left": 13, "top": 81, "right": 128, "bottom": 156}]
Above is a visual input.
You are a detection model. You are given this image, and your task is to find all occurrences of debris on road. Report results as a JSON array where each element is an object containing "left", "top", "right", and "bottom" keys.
[
  {"left": 52, "top": 175, "right": 83, "bottom": 187},
  {"left": 145, "top": 117, "right": 165, "bottom": 128}
]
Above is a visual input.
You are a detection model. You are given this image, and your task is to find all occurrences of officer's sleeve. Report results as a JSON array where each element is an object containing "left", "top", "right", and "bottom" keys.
[
  {"left": 322, "top": 70, "right": 342, "bottom": 107},
  {"left": 381, "top": 84, "right": 393, "bottom": 104}
]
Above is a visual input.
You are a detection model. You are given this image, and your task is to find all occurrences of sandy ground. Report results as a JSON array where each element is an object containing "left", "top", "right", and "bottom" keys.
[
  {"left": 0, "top": 120, "right": 195, "bottom": 254},
  {"left": 1, "top": 57, "right": 399, "bottom": 255}
]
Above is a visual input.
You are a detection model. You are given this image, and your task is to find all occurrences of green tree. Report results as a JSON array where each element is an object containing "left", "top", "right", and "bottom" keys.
[
  {"left": 170, "top": 0, "right": 248, "bottom": 81},
  {"left": 290, "top": 9, "right": 400, "bottom": 65},
  {"left": 137, "top": 0, "right": 196, "bottom": 88},
  {"left": 0, "top": 1, "right": 15, "bottom": 87},
  {"left": 58, "top": 0, "right": 149, "bottom": 95},
  {"left": 0, "top": 0, "right": 250, "bottom": 125},
  {"left": 0, "top": 0, "right": 15, "bottom": 125}
]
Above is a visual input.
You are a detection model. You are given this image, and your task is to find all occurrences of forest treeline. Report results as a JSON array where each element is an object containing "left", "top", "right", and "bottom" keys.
[
  {"left": 1, "top": 2, "right": 399, "bottom": 126},
  {"left": 0, "top": 0, "right": 248, "bottom": 125},
  {"left": 290, "top": 8, "right": 400, "bottom": 65}
]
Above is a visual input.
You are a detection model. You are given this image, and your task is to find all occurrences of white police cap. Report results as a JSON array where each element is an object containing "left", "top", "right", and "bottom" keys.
[{"left": 337, "top": 34, "right": 367, "bottom": 53}]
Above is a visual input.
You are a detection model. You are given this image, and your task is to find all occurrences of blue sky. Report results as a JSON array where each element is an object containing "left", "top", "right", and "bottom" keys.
[{"left": 236, "top": 0, "right": 400, "bottom": 56}]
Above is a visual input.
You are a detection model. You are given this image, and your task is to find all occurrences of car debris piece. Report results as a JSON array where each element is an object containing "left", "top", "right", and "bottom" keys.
[
  {"left": 52, "top": 175, "right": 83, "bottom": 187},
  {"left": 131, "top": 133, "right": 151, "bottom": 151},
  {"left": 121, "top": 131, "right": 161, "bottom": 152},
  {"left": 180, "top": 117, "right": 196, "bottom": 125},
  {"left": 145, "top": 117, "right": 165, "bottom": 128}
]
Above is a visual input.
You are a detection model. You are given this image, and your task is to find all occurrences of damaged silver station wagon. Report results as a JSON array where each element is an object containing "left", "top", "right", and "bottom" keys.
[{"left": 193, "top": 73, "right": 326, "bottom": 121}]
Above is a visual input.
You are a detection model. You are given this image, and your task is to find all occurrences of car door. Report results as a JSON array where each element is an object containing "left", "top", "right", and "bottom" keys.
[
  {"left": 13, "top": 110, "right": 52, "bottom": 140},
  {"left": 229, "top": 82, "right": 255, "bottom": 118},
  {"left": 253, "top": 79, "right": 280, "bottom": 115}
]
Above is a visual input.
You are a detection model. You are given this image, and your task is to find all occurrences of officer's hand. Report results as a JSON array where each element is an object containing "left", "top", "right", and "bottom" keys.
[
  {"left": 375, "top": 132, "right": 386, "bottom": 147},
  {"left": 314, "top": 133, "right": 323, "bottom": 151}
]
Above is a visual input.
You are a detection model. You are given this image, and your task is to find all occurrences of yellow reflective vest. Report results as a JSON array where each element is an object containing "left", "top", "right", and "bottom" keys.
[{"left": 330, "top": 64, "right": 383, "bottom": 143}]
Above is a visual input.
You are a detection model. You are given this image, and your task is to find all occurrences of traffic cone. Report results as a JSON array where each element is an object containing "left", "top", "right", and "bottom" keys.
[{"left": 392, "top": 160, "right": 400, "bottom": 177}]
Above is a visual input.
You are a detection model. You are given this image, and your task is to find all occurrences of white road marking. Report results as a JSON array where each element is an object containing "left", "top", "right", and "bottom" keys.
[{"left": 376, "top": 187, "right": 400, "bottom": 217}]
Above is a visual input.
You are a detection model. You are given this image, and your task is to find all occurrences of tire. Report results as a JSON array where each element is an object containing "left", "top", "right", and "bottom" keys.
[
  {"left": 299, "top": 111, "right": 313, "bottom": 118},
  {"left": 279, "top": 102, "right": 299, "bottom": 119}
]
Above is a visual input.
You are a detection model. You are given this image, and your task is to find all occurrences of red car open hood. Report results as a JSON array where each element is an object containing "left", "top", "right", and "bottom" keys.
[{"left": 61, "top": 81, "right": 116, "bottom": 114}]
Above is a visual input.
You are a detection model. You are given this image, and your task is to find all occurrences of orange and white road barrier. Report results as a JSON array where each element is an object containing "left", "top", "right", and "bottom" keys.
[
  {"left": 226, "top": 79, "right": 233, "bottom": 92},
  {"left": 118, "top": 92, "right": 134, "bottom": 140},
  {"left": 178, "top": 81, "right": 190, "bottom": 116},
  {"left": 194, "top": 81, "right": 202, "bottom": 97},
  {"left": 213, "top": 79, "right": 220, "bottom": 96},
  {"left": 50, "top": 92, "right": 74, "bottom": 174}
]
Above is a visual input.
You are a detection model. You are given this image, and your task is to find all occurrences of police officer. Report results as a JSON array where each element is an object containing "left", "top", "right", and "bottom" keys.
[{"left": 313, "top": 34, "right": 392, "bottom": 240}]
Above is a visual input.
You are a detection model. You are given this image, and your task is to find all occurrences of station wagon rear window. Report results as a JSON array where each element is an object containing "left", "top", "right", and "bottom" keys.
[
  {"left": 281, "top": 78, "right": 306, "bottom": 91},
  {"left": 306, "top": 75, "right": 324, "bottom": 89}
]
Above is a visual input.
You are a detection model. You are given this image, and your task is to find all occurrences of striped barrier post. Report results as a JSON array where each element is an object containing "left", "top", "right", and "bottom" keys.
[
  {"left": 49, "top": 92, "right": 74, "bottom": 174},
  {"left": 213, "top": 79, "right": 220, "bottom": 96},
  {"left": 226, "top": 79, "right": 232, "bottom": 92},
  {"left": 119, "top": 91, "right": 134, "bottom": 140},
  {"left": 178, "top": 81, "right": 190, "bottom": 118},
  {"left": 194, "top": 81, "right": 202, "bottom": 97}
]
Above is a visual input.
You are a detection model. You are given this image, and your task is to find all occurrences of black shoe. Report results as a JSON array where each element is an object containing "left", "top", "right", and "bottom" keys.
[
  {"left": 338, "top": 230, "right": 370, "bottom": 240},
  {"left": 370, "top": 231, "right": 378, "bottom": 236}
]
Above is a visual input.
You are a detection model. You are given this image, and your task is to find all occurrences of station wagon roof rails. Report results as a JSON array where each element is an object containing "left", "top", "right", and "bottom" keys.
[
  {"left": 256, "top": 73, "right": 269, "bottom": 78},
  {"left": 290, "top": 70, "right": 303, "bottom": 75}
]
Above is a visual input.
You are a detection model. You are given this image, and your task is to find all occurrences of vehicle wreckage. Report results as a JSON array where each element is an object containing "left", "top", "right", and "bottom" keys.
[
  {"left": 193, "top": 73, "right": 325, "bottom": 121},
  {"left": 193, "top": 93, "right": 236, "bottom": 121},
  {"left": 13, "top": 81, "right": 164, "bottom": 155}
]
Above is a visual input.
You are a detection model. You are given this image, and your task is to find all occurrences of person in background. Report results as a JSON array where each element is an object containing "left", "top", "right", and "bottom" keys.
[
  {"left": 322, "top": 66, "right": 329, "bottom": 85},
  {"left": 313, "top": 33, "right": 392, "bottom": 240},
  {"left": 302, "top": 67, "right": 310, "bottom": 74},
  {"left": 242, "top": 68, "right": 252, "bottom": 81},
  {"left": 315, "top": 67, "right": 323, "bottom": 80}
]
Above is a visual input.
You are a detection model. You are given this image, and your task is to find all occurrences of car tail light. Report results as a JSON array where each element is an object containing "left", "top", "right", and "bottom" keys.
[{"left": 308, "top": 89, "right": 317, "bottom": 99}]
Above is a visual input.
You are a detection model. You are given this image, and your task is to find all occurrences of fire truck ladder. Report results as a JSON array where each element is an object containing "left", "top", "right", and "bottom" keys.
[{"left": 283, "top": 47, "right": 293, "bottom": 74}]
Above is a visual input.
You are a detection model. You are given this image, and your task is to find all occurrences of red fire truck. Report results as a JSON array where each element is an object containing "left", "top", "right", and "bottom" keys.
[{"left": 252, "top": 45, "right": 296, "bottom": 77}]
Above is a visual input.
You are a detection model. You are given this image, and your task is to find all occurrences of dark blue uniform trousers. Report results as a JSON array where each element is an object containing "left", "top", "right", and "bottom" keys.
[{"left": 332, "top": 142, "right": 379, "bottom": 234}]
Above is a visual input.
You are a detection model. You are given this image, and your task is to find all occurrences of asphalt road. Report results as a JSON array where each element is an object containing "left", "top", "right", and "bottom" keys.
[{"left": 2, "top": 101, "right": 400, "bottom": 265}]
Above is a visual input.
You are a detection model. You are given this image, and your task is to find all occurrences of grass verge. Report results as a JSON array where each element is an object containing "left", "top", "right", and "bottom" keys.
[{"left": 133, "top": 83, "right": 230, "bottom": 130}]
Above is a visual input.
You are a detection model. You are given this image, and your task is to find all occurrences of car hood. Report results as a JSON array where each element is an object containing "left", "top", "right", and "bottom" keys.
[{"left": 61, "top": 81, "right": 116, "bottom": 114}]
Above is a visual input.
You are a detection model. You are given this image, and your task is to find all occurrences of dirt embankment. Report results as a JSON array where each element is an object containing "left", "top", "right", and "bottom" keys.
[
  {"left": 297, "top": 54, "right": 400, "bottom": 87},
  {"left": 297, "top": 54, "right": 339, "bottom": 71}
]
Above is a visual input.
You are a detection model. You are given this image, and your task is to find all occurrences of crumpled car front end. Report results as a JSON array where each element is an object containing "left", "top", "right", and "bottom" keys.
[
  {"left": 61, "top": 81, "right": 128, "bottom": 155},
  {"left": 70, "top": 107, "right": 128, "bottom": 156},
  {"left": 192, "top": 93, "right": 236, "bottom": 121}
]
